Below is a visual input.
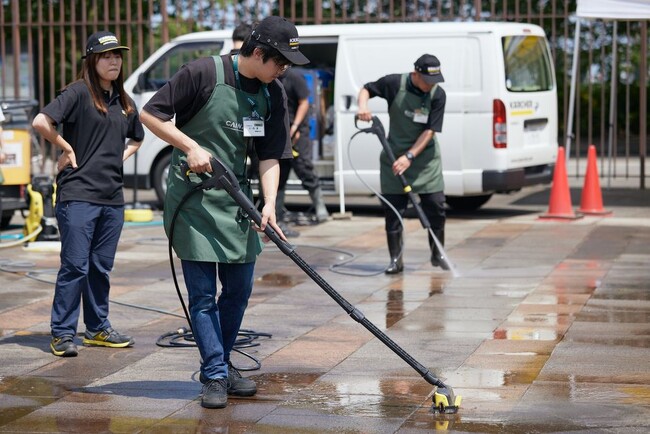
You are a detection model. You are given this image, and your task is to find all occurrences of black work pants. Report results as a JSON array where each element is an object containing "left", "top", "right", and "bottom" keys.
[
  {"left": 278, "top": 133, "right": 320, "bottom": 192},
  {"left": 382, "top": 191, "right": 446, "bottom": 233}
]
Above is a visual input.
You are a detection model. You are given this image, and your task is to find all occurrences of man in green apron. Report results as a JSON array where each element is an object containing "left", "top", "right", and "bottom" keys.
[
  {"left": 356, "top": 54, "right": 448, "bottom": 274},
  {"left": 140, "top": 16, "right": 309, "bottom": 409}
]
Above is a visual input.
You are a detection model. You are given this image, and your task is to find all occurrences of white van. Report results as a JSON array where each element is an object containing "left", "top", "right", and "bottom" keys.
[{"left": 123, "top": 21, "right": 557, "bottom": 211}]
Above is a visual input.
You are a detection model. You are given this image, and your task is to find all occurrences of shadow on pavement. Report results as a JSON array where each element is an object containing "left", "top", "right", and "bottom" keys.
[{"left": 0, "top": 333, "right": 53, "bottom": 354}]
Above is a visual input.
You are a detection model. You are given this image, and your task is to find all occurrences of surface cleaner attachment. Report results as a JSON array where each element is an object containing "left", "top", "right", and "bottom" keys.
[{"left": 432, "top": 384, "right": 462, "bottom": 414}]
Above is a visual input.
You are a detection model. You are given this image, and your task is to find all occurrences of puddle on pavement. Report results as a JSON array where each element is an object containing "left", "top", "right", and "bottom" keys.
[
  {"left": 575, "top": 310, "right": 650, "bottom": 323},
  {"left": 450, "top": 368, "right": 542, "bottom": 387},
  {"left": 254, "top": 373, "right": 436, "bottom": 418},
  {"left": 505, "top": 312, "right": 573, "bottom": 326},
  {"left": 566, "top": 335, "right": 650, "bottom": 347},
  {"left": 0, "top": 376, "right": 66, "bottom": 426},
  {"left": 253, "top": 372, "right": 323, "bottom": 395},
  {"left": 408, "top": 419, "right": 592, "bottom": 433},
  {"left": 592, "top": 285, "right": 650, "bottom": 300},
  {"left": 255, "top": 272, "right": 304, "bottom": 287},
  {"left": 385, "top": 289, "right": 406, "bottom": 328},
  {"left": 493, "top": 327, "right": 559, "bottom": 341},
  {"left": 429, "top": 275, "right": 449, "bottom": 296}
]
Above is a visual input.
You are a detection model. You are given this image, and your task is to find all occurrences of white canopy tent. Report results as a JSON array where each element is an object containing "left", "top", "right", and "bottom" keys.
[{"left": 567, "top": 0, "right": 650, "bottom": 184}]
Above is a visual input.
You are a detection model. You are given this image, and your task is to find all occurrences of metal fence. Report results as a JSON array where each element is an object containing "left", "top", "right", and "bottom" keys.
[{"left": 1, "top": 1, "right": 648, "bottom": 187}]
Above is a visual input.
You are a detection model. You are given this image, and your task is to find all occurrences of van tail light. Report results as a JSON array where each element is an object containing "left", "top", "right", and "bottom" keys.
[{"left": 493, "top": 99, "right": 507, "bottom": 149}]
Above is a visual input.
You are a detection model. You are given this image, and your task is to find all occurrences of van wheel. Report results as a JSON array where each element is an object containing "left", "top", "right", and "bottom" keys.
[
  {"left": 445, "top": 194, "right": 492, "bottom": 211},
  {"left": 152, "top": 153, "right": 172, "bottom": 205}
]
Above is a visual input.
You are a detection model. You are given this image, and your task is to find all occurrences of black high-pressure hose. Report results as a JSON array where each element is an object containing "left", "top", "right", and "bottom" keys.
[
  {"left": 164, "top": 167, "right": 271, "bottom": 370},
  {"left": 167, "top": 180, "right": 203, "bottom": 335}
]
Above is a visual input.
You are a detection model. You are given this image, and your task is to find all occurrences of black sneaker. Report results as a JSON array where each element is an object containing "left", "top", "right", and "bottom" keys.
[
  {"left": 227, "top": 363, "right": 257, "bottom": 396},
  {"left": 201, "top": 378, "right": 228, "bottom": 409},
  {"left": 83, "top": 327, "right": 134, "bottom": 348},
  {"left": 50, "top": 335, "right": 78, "bottom": 357}
]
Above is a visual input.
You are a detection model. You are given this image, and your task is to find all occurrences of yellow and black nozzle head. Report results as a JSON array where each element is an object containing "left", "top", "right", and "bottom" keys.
[{"left": 432, "top": 385, "right": 462, "bottom": 414}]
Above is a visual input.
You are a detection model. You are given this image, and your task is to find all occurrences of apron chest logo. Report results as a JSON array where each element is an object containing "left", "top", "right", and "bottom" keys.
[{"left": 225, "top": 120, "right": 243, "bottom": 131}]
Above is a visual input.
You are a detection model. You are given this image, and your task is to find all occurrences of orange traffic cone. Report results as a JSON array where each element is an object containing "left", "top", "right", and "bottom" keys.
[
  {"left": 539, "top": 147, "right": 583, "bottom": 220},
  {"left": 579, "top": 145, "right": 612, "bottom": 215}
]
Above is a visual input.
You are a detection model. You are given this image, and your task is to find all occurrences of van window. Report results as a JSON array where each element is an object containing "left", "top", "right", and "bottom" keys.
[
  {"left": 140, "top": 41, "right": 223, "bottom": 91},
  {"left": 503, "top": 36, "right": 553, "bottom": 92},
  {"left": 344, "top": 36, "right": 481, "bottom": 95}
]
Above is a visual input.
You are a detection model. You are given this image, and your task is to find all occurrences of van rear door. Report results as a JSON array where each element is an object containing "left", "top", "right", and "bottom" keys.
[{"left": 500, "top": 34, "right": 557, "bottom": 179}]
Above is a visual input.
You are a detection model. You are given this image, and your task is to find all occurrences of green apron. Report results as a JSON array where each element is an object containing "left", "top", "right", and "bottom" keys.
[
  {"left": 163, "top": 56, "right": 266, "bottom": 262},
  {"left": 380, "top": 74, "right": 444, "bottom": 194}
]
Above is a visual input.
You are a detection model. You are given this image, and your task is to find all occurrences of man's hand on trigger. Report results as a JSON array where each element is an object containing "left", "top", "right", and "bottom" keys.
[
  {"left": 356, "top": 109, "right": 372, "bottom": 122},
  {"left": 186, "top": 145, "right": 213, "bottom": 174}
]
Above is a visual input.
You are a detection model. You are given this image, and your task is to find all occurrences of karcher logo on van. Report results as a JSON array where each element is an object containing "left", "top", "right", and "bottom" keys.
[{"left": 510, "top": 100, "right": 539, "bottom": 116}]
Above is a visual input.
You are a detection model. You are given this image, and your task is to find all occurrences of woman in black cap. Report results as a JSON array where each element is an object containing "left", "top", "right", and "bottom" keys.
[
  {"left": 32, "top": 31, "right": 144, "bottom": 357},
  {"left": 140, "top": 16, "right": 309, "bottom": 409},
  {"left": 357, "top": 54, "right": 449, "bottom": 274}
]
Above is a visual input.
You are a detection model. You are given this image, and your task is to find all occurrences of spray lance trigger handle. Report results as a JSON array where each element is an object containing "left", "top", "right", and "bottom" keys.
[
  {"left": 354, "top": 115, "right": 387, "bottom": 138},
  {"left": 207, "top": 157, "right": 295, "bottom": 256},
  {"left": 178, "top": 160, "right": 223, "bottom": 190}
]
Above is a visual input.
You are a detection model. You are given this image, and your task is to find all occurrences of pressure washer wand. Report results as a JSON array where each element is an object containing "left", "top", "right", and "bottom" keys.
[
  {"left": 355, "top": 117, "right": 431, "bottom": 230},
  {"left": 203, "top": 156, "right": 461, "bottom": 414}
]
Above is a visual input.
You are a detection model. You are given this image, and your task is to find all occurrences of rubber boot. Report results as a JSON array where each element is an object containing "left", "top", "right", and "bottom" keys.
[
  {"left": 309, "top": 186, "right": 329, "bottom": 222},
  {"left": 429, "top": 229, "right": 450, "bottom": 270},
  {"left": 385, "top": 230, "right": 404, "bottom": 274}
]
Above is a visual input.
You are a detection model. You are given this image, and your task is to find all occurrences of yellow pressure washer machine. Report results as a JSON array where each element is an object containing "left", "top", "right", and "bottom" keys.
[{"left": 0, "top": 100, "right": 59, "bottom": 243}]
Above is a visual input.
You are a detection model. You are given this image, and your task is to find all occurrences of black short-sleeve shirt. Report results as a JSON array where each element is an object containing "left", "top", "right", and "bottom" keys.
[
  {"left": 279, "top": 68, "right": 311, "bottom": 129},
  {"left": 144, "top": 55, "right": 292, "bottom": 161},
  {"left": 41, "top": 81, "right": 145, "bottom": 205},
  {"left": 364, "top": 73, "right": 446, "bottom": 133}
]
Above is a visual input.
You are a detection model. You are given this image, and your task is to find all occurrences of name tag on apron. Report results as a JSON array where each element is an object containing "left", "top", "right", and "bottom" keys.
[
  {"left": 413, "top": 109, "right": 428, "bottom": 124},
  {"left": 243, "top": 117, "right": 265, "bottom": 137}
]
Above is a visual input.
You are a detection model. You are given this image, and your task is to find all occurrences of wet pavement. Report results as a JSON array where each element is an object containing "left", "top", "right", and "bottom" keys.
[{"left": 0, "top": 181, "right": 649, "bottom": 433}]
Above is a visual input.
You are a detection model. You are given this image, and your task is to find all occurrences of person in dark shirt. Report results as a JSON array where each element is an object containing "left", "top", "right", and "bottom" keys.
[
  {"left": 278, "top": 68, "right": 329, "bottom": 226},
  {"left": 32, "top": 31, "right": 145, "bottom": 357},
  {"left": 230, "top": 22, "right": 252, "bottom": 55},
  {"left": 140, "top": 16, "right": 308, "bottom": 409},
  {"left": 357, "top": 54, "right": 449, "bottom": 274}
]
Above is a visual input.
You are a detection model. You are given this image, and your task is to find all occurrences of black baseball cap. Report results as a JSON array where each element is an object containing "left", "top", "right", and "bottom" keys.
[
  {"left": 84, "top": 31, "right": 129, "bottom": 58},
  {"left": 251, "top": 16, "right": 309, "bottom": 66},
  {"left": 414, "top": 54, "right": 444, "bottom": 84}
]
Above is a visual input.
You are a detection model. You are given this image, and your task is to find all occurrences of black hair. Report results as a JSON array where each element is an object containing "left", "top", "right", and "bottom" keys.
[
  {"left": 74, "top": 50, "right": 134, "bottom": 115},
  {"left": 238, "top": 38, "right": 289, "bottom": 66},
  {"left": 232, "top": 22, "right": 252, "bottom": 43}
]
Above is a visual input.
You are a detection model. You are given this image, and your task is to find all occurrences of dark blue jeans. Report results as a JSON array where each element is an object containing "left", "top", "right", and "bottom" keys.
[
  {"left": 51, "top": 201, "right": 124, "bottom": 338},
  {"left": 181, "top": 260, "right": 255, "bottom": 380}
]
